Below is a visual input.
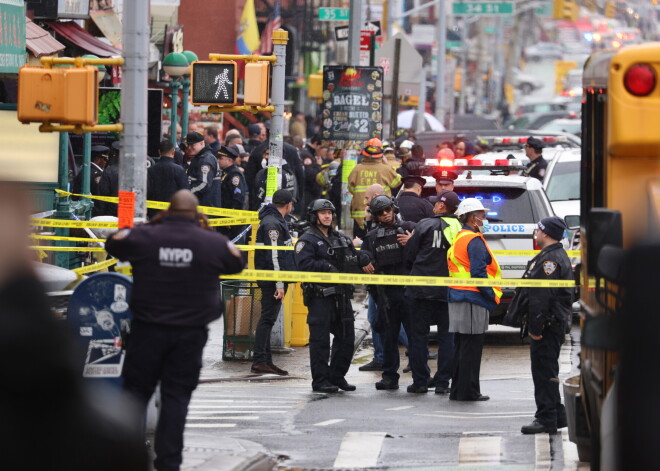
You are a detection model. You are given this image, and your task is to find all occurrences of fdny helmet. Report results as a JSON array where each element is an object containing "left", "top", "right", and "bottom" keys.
[{"left": 361, "top": 138, "right": 383, "bottom": 158}]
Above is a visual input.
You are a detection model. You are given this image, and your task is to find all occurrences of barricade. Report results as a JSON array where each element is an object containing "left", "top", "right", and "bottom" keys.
[{"left": 221, "top": 280, "right": 262, "bottom": 360}]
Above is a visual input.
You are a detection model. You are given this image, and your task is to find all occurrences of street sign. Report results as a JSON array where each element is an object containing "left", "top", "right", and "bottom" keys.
[
  {"left": 191, "top": 61, "right": 237, "bottom": 106},
  {"left": 447, "top": 40, "right": 462, "bottom": 49},
  {"left": 375, "top": 33, "right": 423, "bottom": 97},
  {"left": 319, "top": 7, "right": 350, "bottom": 21},
  {"left": 335, "top": 21, "right": 381, "bottom": 41},
  {"left": 452, "top": 2, "right": 514, "bottom": 15}
]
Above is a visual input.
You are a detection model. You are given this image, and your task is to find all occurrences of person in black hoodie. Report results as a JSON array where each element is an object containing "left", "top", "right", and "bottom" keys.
[
  {"left": 185, "top": 132, "right": 219, "bottom": 207},
  {"left": 251, "top": 189, "right": 295, "bottom": 375}
]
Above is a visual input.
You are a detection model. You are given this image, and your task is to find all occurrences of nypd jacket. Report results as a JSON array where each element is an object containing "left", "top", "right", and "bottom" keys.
[
  {"left": 396, "top": 191, "right": 434, "bottom": 223},
  {"left": 105, "top": 216, "right": 245, "bottom": 326},
  {"left": 255, "top": 204, "right": 295, "bottom": 289},
  {"left": 219, "top": 164, "right": 247, "bottom": 210},
  {"left": 147, "top": 157, "right": 189, "bottom": 203},
  {"left": 187, "top": 146, "right": 218, "bottom": 206},
  {"left": 405, "top": 214, "right": 461, "bottom": 300},
  {"left": 523, "top": 156, "right": 548, "bottom": 182},
  {"left": 517, "top": 242, "right": 573, "bottom": 336}
]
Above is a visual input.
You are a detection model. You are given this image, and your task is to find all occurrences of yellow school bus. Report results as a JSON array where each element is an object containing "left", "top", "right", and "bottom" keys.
[{"left": 577, "top": 43, "right": 660, "bottom": 468}]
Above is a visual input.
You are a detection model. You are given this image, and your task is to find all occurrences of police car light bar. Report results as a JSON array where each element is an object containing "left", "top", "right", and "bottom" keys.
[{"left": 490, "top": 135, "right": 568, "bottom": 145}]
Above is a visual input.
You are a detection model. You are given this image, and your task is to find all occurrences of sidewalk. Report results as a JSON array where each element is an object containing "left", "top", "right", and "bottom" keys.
[{"left": 181, "top": 293, "right": 371, "bottom": 470}]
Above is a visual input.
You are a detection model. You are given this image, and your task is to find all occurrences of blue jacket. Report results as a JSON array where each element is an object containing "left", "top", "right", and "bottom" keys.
[
  {"left": 255, "top": 204, "right": 295, "bottom": 289},
  {"left": 448, "top": 225, "right": 498, "bottom": 312}
]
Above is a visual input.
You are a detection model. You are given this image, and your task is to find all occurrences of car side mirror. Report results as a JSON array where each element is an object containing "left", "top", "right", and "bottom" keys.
[{"left": 565, "top": 215, "right": 580, "bottom": 230}]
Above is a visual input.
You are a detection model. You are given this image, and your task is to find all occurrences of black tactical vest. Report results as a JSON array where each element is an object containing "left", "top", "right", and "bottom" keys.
[{"left": 373, "top": 225, "right": 404, "bottom": 268}]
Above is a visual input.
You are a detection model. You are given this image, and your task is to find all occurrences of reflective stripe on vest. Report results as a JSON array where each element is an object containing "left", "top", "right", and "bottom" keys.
[{"left": 447, "top": 229, "right": 503, "bottom": 303}]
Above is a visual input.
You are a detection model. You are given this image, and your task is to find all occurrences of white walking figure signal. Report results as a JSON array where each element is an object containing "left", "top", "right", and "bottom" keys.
[{"left": 214, "top": 69, "right": 233, "bottom": 100}]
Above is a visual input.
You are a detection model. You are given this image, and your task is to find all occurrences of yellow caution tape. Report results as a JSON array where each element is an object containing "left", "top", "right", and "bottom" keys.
[
  {"left": 32, "top": 218, "right": 119, "bottom": 229},
  {"left": 72, "top": 258, "right": 118, "bottom": 274},
  {"left": 29, "top": 245, "right": 107, "bottom": 252},
  {"left": 207, "top": 217, "right": 260, "bottom": 226},
  {"left": 492, "top": 249, "right": 580, "bottom": 258},
  {"left": 220, "top": 269, "right": 577, "bottom": 288},
  {"left": 31, "top": 234, "right": 105, "bottom": 243},
  {"left": 55, "top": 189, "right": 258, "bottom": 218}
]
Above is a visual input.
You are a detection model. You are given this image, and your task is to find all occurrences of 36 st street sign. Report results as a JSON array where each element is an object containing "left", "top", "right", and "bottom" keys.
[{"left": 452, "top": 2, "right": 515, "bottom": 15}]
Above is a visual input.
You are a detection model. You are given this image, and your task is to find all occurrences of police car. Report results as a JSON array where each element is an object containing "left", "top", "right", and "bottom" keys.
[{"left": 422, "top": 163, "right": 560, "bottom": 323}]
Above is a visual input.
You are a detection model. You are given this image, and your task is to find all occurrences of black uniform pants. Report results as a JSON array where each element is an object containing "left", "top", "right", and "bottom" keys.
[
  {"left": 380, "top": 287, "right": 414, "bottom": 383},
  {"left": 253, "top": 282, "right": 287, "bottom": 366},
  {"left": 409, "top": 298, "right": 454, "bottom": 388},
  {"left": 531, "top": 326, "right": 567, "bottom": 427},
  {"left": 450, "top": 332, "right": 485, "bottom": 401},
  {"left": 307, "top": 296, "right": 355, "bottom": 389},
  {"left": 122, "top": 321, "right": 208, "bottom": 471}
]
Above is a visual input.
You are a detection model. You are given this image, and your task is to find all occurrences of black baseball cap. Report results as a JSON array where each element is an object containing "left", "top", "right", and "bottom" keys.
[
  {"left": 272, "top": 189, "right": 293, "bottom": 204},
  {"left": 429, "top": 190, "right": 460, "bottom": 210},
  {"left": 537, "top": 216, "right": 566, "bottom": 241},
  {"left": 185, "top": 132, "right": 204, "bottom": 145}
]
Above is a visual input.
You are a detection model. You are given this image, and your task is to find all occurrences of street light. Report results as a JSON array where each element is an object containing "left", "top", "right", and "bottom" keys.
[
  {"left": 181, "top": 50, "right": 198, "bottom": 137},
  {"left": 163, "top": 52, "right": 189, "bottom": 147}
]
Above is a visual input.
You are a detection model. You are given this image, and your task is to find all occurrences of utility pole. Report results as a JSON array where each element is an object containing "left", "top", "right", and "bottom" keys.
[
  {"left": 388, "top": 37, "right": 402, "bottom": 142},
  {"left": 348, "top": 0, "right": 362, "bottom": 65},
  {"left": 119, "top": 0, "right": 149, "bottom": 222},
  {"left": 265, "top": 30, "right": 289, "bottom": 204},
  {"left": 435, "top": 0, "right": 446, "bottom": 124}
]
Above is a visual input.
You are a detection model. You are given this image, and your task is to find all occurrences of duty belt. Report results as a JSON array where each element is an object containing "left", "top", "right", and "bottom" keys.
[{"left": 313, "top": 286, "right": 352, "bottom": 297}]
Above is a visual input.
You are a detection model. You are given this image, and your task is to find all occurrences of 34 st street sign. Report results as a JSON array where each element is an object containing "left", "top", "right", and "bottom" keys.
[{"left": 452, "top": 2, "right": 515, "bottom": 15}]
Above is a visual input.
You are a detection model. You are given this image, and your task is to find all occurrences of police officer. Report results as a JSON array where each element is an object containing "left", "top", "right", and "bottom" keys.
[
  {"left": 432, "top": 168, "right": 458, "bottom": 193},
  {"left": 405, "top": 191, "right": 462, "bottom": 394},
  {"left": 522, "top": 137, "right": 548, "bottom": 182},
  {"left": 217, "top": 145, "right": 248, "bottom": 241},
  {"left": 361, "top": 196, "right": 419, "bottom": 392},
  {"left": 396, "top": 175, "right": 434, "bottom": 223},
  {"left": 251, "top": 189, "right": 295, "bottom": 376},
  {"left": 105, "top": 190, "right": 245, "bottom": 471},
  {"left": 73, "top": 145, "right": 109, "bottom": 216},
  {"left": 186, "top": 131, "right": 218, "bottom": 207},
  {"left": 294, "top": 199, "right": 369, "bottom": 393},
  {"left": 98, "top": 143, "right": 120, "bottom": 216},
  {"left": 515, "top": 216, "right": 572, "bottom": 434},
  {"left": 147, "top": 139, "right": 189, "bottom": 217}
]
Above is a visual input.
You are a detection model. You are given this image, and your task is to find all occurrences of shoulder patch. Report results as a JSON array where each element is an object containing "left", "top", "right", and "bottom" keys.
[
  {"left": 543, "top": 260, "right": 557, "bottom": 275},
  {"left": 304, "top": 157, "right": 313, "bottom": 165},
  {"left": 268, "top": 229, "right": 279, "bottom": 241},
  {"left": 295, "top": 241, "right": 306, "bottom": 253},
  {"left": 231, "top": 175, "right": 240, "bottom": 186},
  {"left": 94, "top": 176, "right": 101, "bottom": 184},
  {"left": 538, "top": 168, "right": 546, "bottom": 177},
  {"left": 226, "top": 241, "right": 242, "bottom": 258},
  {"left": 201, "top": 164, "right": 211, "bottom": 176},
  {"left": 112, "top": 228, "right": 131, "bottom": 240}
]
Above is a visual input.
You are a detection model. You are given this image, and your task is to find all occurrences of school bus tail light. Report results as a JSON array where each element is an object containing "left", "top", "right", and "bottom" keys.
[{"left": 623, "top": 63, "right": 656, "bottom": 96}]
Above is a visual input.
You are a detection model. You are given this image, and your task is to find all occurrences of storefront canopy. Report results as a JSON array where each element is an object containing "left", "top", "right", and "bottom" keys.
[
  {"left": 46, "top": 21, "right": 121, "bottom": 57},
  {"left": 26, "top": 17, "right": 65, "bottom": 58}
]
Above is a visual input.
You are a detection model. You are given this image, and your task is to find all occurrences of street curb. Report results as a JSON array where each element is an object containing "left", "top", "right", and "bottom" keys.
[{"left": 353, "top": 317, "right": 371, "bottom": 353}]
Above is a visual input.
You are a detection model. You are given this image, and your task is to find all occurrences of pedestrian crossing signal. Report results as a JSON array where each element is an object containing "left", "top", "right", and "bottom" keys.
[{"left": 191, "top": 61, "right": 237, "bottom": 106}]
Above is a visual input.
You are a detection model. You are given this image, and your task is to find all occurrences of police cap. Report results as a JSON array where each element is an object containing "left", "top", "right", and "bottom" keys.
[
  {"left": 537, "top": 216, "right": 566, "bottom": 241},
  {"left": 402, "top": 175, "right": 426, "bottom": 188},
  {"left": 526, "top": 137, "right": 544, "bottom": 152},
  {"left": 91, "top": 145, "right": 109, "bottom": 159},
  {"left": 432, "top": 169, "right": 458, "bottom": 184},
  {"left": 185, "top": 131, "right": 204, "bottom": 145},
  {"left": 272, "top": 189, "right": 293, "bottom": 205},
  {"left": 217, "top": 145, "right": 239, "bottom": 160}
]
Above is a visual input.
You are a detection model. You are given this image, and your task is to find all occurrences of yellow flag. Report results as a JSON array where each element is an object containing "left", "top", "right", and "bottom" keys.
[{"left": 236, "top": 0, "right": 261, "bottom": 54}]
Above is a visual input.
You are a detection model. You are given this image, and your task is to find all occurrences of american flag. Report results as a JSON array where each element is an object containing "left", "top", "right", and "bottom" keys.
[{"left": 257, "top": 1, "right": 281, "bottom": 55}]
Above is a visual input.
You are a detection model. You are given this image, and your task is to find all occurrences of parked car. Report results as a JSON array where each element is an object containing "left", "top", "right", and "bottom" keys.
[
  {"left": 509, "top": 110, "right": 571, "bottom": 130},
  {"left": 542, "top": 148, "right": 580, "bottom": 221},
  {"left": 421, "top": 172, "right": 560, "bottom": 323},
  {"left": 538, "top": 118, "right": 582, "bottom": 137},
  {"left": 512, "top": 68, "right": 544, "bottom": 95},
  {"left": 514, "top": 97, "right": 570, "bottom": 117},
  {"left": 524, "top": 42, "right": 563, "bottom": 61}
]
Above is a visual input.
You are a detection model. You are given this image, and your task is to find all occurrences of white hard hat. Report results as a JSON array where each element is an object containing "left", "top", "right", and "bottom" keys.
[
  {"left": 399, "top": 139, "right": 414, "bottom": 150},
  {"left": 456, "top": 198, "right": 489, "bottom": 216}
]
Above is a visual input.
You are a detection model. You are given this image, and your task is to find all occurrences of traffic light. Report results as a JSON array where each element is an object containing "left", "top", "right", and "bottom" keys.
[
  {"left": 191, "top": 61, "right": 237, "bottom": 106},
  {"left": 17, "top": 66, "right": 98, "bottom": 125},
  {"left": 553, "top": 0, "right": 578, "bottom": 21},
  {"left": 308, "top": 72, "right": 323, "bottom": 100},
  {"left": 244, "top": 62, "right": 270, "bottom": 107},
  {"left": 605, "top": 1, "right": 616, "bottom": 18}
]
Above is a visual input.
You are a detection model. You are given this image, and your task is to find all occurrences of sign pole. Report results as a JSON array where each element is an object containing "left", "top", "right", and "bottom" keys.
[
  {"left": 435, "top": 0, "right": 446, "bottom": 125},
  {"left": 348, "top": 0, "right": 362, "bottom": 65},
  {"left": 119, "top": 0, "right": 149, "bottom": 223},
  {"left": 389, "top": 37, "right": 401, "bottom": 142},
  {"left": 265, "top": 29, "right": 289, "bottom": 205}
]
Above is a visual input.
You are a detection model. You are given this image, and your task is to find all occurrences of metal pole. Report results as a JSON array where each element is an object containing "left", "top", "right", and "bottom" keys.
[
  {"left": 348, "top": 0, "right": 362, "bottom": 65},
  {"left": 170, "top": 80, "right": 180, "bottom": 148},
  {"left": 459, "top": 18, "right": 467, "bottom": 115},
  {"left": 81, "top": 132, "right": 93, "bottom": 219},
  {"left": 120, "top": 0, "right": 149, "bottom": 222},
  {"left": 55, "top": 132, "right": 70, "bottom": 268},
  {"left": 389, "top": 37, "right": 401, "bottom": 142},
  {"left": 181, "top": 75, "right": 190, "bottom": 138},
  {"left": 416, "top": 67, "right": 426, "bottom": 132},
  {"left": 265, "top": 29, "right": 289, "bottom": 205},
  {"left": 386, "top": 0, "right": 394, "bottom": 39},
  {"left": 435, "top": 0, "right": 446, "bottom": 124}
]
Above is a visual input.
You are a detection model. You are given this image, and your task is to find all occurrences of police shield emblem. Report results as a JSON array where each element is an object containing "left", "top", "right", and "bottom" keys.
[
  {"left": 268, "top": 230, "right": 279, "bottom": 242},
  {"left": 295, "top": 241, "right": 305, "bottom": 253},
  {"left": 543, "top": 261, "right": 557, "bottom": 275}
]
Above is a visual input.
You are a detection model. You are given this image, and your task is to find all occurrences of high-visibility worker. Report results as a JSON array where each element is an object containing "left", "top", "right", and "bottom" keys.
[
  {"left": 447, "top": 197, "right": 502, "bottom": 402},
  {"left": 347, "top": 138, "right": 402, "bottom": 234}
]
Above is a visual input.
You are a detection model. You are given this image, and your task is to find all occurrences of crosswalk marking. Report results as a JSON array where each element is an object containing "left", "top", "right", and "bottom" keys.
[
  {"left": 534, "top": 433, "right": 551, "bottom": 471},
  {"left": 185, "top": 410, "right": 286, "bottom": 414},
  {"left": 187, "top": 416, "right": 259, "bottom": 420},
  {"left": 417, "top": 413, "right": 534, "bottom": 420},
  {"left": 185, "top": 423, "right": 236, "bottom": 428},
  {"left": 560, "top": 340, "right": 572, "bottom": 374},
  {"left": 314, "top": 419, "right": 346, "bottom": 426},
  {"left": 188, "top": 405, "right": 293, "bottom": 409},
  {"left": 189, "top": 399, "right": 298, "bottom": 403},
  {"left": 458, "top": 435, "right": 501, "bottom": 464},
  {"left": 333, "top": 432, "right": 386, "bottom": 468},
  {"left": 386, "top": 405, "right": 415, "bottom": 411}
]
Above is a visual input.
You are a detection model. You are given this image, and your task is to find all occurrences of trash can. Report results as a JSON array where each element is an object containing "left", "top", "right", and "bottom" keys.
[
  {"left": 221, "top": 281, "right": 262, "bottom": 360},
  {"left": 563, "top": 375, "right": 592, "bottom": 462}
]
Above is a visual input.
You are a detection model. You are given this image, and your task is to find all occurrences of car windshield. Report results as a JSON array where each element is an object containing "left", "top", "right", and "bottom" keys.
[
  {"left": 456, "top": 188, "right": 533, "bottom": 223},
  {"left": 541, "top": 121, "right": 581, "bottom": 134},
  {"left": 545, "top": 161, "right": 580, "bottom": 201}
]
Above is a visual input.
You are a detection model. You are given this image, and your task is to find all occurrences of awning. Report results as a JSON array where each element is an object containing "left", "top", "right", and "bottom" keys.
[
  {"left": 46, "top": 21, "right": 121, "bottom": 57},
  {"left": 26, "top": 17, "right": 66, "bottom": 58}
]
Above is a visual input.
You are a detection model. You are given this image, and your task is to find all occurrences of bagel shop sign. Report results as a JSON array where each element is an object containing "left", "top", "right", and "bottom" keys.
[{"left": 321, "top": 66, "right": 383, "bottom": 143}]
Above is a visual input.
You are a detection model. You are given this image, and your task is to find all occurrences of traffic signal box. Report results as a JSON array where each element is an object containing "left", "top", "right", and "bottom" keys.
[
  {"left": 244, "top": 62, "right": 270, "bottom": 106},
  {"left": 308, "top": 72, "right": 323, "bottom": 100},
  {"left": 17, "top": 65, "right": 98, "bottom": 125},
  {"left": 191, "top": 61, "right": 238, "bottom": 106},
  {"left": 553, "top": 0, "right": 579, "bottom": 21},
  {"left": 605, "top": 1, "right": 616, "bottom": 18}
]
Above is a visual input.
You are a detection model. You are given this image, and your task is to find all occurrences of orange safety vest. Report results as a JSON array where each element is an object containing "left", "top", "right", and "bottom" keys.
[{"left": 447, "top": 229, "right": 503, "bottom": 303}]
